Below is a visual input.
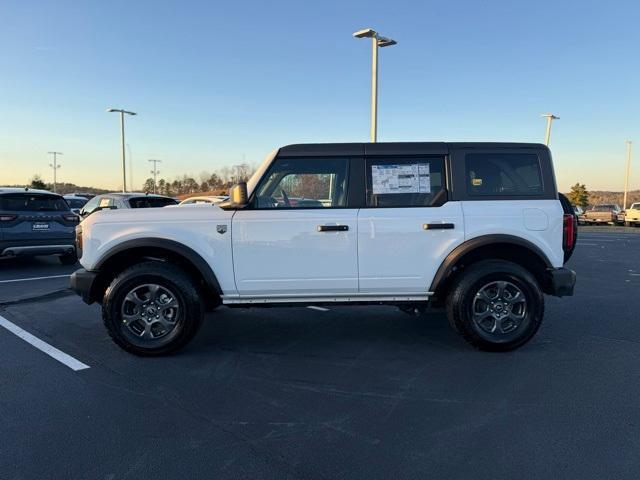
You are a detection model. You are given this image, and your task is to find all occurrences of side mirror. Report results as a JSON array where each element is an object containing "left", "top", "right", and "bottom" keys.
[{"left": 229, "top": 182, "right": 248, "bottom": 206}]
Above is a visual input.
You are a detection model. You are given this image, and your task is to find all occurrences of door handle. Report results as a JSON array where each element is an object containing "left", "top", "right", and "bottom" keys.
[
  {"left": 317, "top": 225, "right": 349, "bottom": 232},
  {"left": 423, "top": 223, "right": 455, "bottom": 230}
]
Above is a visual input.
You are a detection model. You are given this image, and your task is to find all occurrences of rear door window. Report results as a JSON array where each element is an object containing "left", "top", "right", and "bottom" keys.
[
  {"left": 0, "top": 194, "right": 69, "bottom": 212},
  {"left": 365, "top": 157, "right": 446, "bottom": 207},
  {"left": 465, "top": 153, "right": 543, "bottom": 196}
]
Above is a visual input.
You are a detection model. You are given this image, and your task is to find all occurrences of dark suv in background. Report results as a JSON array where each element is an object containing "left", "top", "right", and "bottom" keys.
[
  {"left": 0, "top": 188, "right": 79, "bottom": 264},
  {"left": 79, "top": 193, "right": 178, "bottom": 218}
]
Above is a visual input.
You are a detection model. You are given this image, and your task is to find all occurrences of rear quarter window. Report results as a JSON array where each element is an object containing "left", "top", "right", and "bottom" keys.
[
  {"left": 0, "top": 193, "right": 69, "bottom": 212},
  {"left": 465, "top": 153, "right": 543, "bottom": 196}
]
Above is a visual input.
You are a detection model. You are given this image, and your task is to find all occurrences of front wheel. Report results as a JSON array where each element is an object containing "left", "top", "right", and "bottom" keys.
[
  {"left": 446, "top": 260, "right": 544, "bottom": 352},
  {"left": 102, "top": 261, "right": 204, "bottom": 356}
]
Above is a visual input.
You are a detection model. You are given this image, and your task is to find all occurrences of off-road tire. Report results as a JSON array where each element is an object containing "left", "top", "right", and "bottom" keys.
[
  {"left": 446, "top": 260, "right": 544, "bottom": 352},
  {"left": 102, "top": 261, "right": 204, "bottom": 356}
]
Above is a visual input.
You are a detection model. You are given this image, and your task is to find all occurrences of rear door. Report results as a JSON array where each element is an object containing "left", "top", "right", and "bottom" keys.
[
  {"left": 0, "top": 193, "right": 77, "bottom": 244},
  {"left": 357, "top": 154, "right": 465, "bottom": 294},
  {"left": 232, "top": 156, "right": 358, "bottom": 296}
]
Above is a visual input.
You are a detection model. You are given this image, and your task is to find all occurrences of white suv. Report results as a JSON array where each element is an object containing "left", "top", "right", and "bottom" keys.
[{"left": 71, "top": 142, "right": 576, "bottom": 355}]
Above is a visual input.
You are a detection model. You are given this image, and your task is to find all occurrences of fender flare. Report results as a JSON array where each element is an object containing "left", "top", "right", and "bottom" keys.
[
  {"left": 429, "top": 234, "right": 553, "bottom": 293},
  {"left": 95, "top": 238, "right": 222, "bottom": 295}
]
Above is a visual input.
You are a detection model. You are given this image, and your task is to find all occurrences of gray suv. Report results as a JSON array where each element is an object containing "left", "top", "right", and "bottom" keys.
[{"left": 0, "top": 188, "right": 79, "bottom": 264}]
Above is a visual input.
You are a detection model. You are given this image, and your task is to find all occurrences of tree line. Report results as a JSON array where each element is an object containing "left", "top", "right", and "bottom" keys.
[{"left": 141, "top": 164, "right": 255, "bottom": 196}]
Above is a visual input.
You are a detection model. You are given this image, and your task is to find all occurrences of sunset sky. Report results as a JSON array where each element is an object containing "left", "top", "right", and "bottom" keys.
[{"left": 1, "top": 0, "right": 638, "bottom": 191}]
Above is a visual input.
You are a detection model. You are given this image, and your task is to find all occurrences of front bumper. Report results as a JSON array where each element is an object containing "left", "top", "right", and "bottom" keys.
[
  {"left": 70, "top": 268, "right": 99, "bottom": 304},
  {"left": 547, "top": 267, "right": 576, "bottom": 297}
]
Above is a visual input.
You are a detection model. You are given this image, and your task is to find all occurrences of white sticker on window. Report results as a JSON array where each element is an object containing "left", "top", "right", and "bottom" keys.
[{"left": 371, "top": 163, "right": 431, "bottom": 194}]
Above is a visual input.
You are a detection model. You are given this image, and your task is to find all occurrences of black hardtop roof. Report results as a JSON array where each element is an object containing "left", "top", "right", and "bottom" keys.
[{"left": 277, "top": 142, "right": 548, "bottom": 157}]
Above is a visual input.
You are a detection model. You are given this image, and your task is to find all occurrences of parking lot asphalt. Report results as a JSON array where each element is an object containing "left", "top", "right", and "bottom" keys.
[{"left": 1, "top": 227, "right": 640, "bottom": 480}]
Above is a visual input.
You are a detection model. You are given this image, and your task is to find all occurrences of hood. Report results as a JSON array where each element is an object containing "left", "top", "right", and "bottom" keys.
[{"left": 81, "top": 203, "right": 232, "bottom": 227}]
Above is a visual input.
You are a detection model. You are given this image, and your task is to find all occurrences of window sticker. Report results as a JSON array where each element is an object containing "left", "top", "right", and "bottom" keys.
[
  {"left": 472, "top": 178, "right": 483, "bottom": 186},
  {"left": 372, "top": 163, "right": 431, "bottom": 194}
]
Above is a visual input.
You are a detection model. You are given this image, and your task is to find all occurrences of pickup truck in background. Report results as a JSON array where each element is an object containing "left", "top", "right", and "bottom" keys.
[{"left": 583, "top": 204, "right": 624, "bottom": 225}]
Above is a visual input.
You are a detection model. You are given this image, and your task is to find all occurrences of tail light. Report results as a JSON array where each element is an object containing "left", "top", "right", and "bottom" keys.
[
  {"left": 0, "top": 214, "right": 17, "bottom": 222},
  {"left": 63, "top": 213, "right": 79, "bottom": 222},
  {"left": 563, "top": 214, "right": 575, "bottom": 250}
]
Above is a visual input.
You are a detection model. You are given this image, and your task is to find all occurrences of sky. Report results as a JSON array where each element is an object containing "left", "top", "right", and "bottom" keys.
[{"left": 0, "top": 0, "right": 638, "bottom": 191}]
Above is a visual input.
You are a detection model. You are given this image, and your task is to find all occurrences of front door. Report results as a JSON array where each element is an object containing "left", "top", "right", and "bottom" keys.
[
  {"left": 232, "top": 156, "right": 358, "bottom": 296},
  {"left": 357, "top": 155, "right": 465, "bottom": 294}
]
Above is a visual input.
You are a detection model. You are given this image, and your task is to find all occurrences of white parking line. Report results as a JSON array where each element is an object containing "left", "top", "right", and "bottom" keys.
[
  {"left": 0, "top": 314, "right": 89, "bottom": 371},
  {"left": 0, "top": 274, "right": 71, "bottom": 284},
  {"left": 307, "top": 306, "right": 330, "bottom": 312}
]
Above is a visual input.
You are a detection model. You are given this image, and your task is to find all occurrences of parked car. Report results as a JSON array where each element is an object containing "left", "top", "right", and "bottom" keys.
[
  {"left": 624, "top": 202, "right": 640, "bottom": 227},
  {"left": 584, "top": 204, "right": 623, "bottom": 225},
  {"left": 79, "top": 193, "right": 178, "bottom": 219},
  {"left": 63, "top": 194, "right": 89, "bottom": 215},
  {"left": 573, "top": 205, "right": 586, "bottom": 225},
  {"left": 179, "top": 195, "right": 229, "bottom": 205},
  {"left": 0, "top": 187, "right": 79, "bottom": 264},
  {"left": 71, "top": 142, "right": 576, "bottom": 356}
]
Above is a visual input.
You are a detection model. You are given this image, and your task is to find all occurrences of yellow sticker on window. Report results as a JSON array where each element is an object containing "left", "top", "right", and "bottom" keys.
[{"left": 472, "top": 178, "right": 483, "bottom": 186}]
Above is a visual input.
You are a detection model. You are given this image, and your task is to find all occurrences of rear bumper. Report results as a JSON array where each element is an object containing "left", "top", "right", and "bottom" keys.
[
  {"left": 1, "top": 244, "right": 75, "bottom": 257},
  {"left": 547, "top": 267, "right": 576, "bottom": 297},
  {"left": 70, "top": 268, "right": 99, "bottom": 304}
]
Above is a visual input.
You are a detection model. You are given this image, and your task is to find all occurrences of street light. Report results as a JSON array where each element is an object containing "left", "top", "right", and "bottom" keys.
[
  {"left": 624, "top": 140, "right": 633, "bottom": 210},
  {"left": 47, "top": 151, "right": 63, "bottom": 193},
  {"left": 148, "top": 159, "right": 162, "bottom": 194},
  {"left": 353, "top": 28, "right": 397, "bottom": 142},
  {"left": 541, "top": 113, "right": 560, "bottom": 146},
  {"left": 107, "top": 108, "right": 137, "bottom": 193}
]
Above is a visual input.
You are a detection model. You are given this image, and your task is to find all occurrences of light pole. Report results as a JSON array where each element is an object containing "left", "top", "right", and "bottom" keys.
[
  {"left": 107, "top": 108, "right": 137, "bottom": 193},
  {"left": 541, "top": 113, "right": 560, "bottom": 146},
  {"left": 353, "top": 28, "right": 397, "bottom": 142},
  {"left": 624, "top": 140, "right": 632, "bottom": 210},
  {"left": 127, "top": 143, "right": 134, "bottom": 192},
  {"left": 47, "top": 151, "right": 63, "bottom": 193},
  {"left": 148, "top": 159, "right": 162, "bottom": 194}
]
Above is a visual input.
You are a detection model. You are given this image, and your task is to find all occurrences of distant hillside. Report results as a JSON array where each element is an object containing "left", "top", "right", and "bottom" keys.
[
  {"left": 570, "top": 190, "right": 640, "bottom": 207},
  {"left": 4, "top": 182, "right": 111, "bottom": 196}
]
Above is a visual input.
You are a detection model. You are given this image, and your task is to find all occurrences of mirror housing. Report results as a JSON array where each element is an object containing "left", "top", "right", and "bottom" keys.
[{"left": 229, "top": 182, "right": 248, "bottom": 207}]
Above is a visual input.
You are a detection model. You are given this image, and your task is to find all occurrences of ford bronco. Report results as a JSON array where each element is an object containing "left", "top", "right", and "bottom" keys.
[{"left": 70, "top": 142, "right": 576, "bottom": 355}]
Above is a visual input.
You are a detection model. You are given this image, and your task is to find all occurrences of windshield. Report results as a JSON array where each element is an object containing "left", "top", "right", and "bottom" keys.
[
  {"left": 630, "top": 203, "right": 640, "bottom": 210},
  {"left": 247, "top": 149, "right": 278, "bottom": 197},
  {"left": 65, "top": 198, "right": 88, "bottom": 208},
  {"left": 0, "top": 193, "right": 69, "bottom": 212},
  {"left": 593, "top": 205, "right": 615, "bottom": 212},
  {"left": 128, "top": 197, "right": 178, "bottom": 208}
]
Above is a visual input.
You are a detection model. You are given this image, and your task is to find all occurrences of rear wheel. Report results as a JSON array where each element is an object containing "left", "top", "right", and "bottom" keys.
[
  {"left": 102, "top": 261, "right": 204, "bottom": 356},
  {"left": 446, "top": 260, "right": 544, "bottom": 352}
]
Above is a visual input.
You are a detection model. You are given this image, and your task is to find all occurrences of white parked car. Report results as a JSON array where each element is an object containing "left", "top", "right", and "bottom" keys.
[
  {"left": 179, "top": 195, "right": 229, "bottom": 205},
  {"left": 71, "top": 142, "right": 576, "bottom": 356},
  {"left": 624, "top": 203, "right": 640, "bottom": 227}
]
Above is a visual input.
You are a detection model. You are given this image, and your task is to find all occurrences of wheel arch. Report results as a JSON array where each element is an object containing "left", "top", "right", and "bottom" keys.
[
  {"left": 430, "top": 235, "right": 554, "bottom": 299},
  {"left": 91, "top": 238, "right": 222, "bottom": 310}
]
